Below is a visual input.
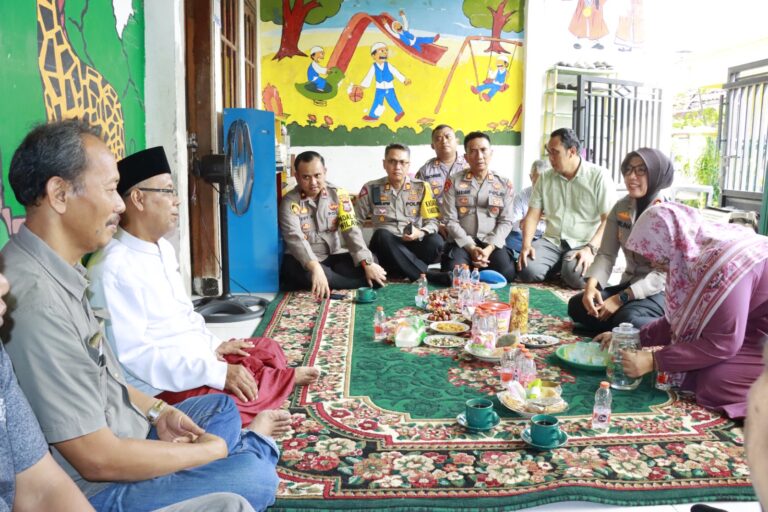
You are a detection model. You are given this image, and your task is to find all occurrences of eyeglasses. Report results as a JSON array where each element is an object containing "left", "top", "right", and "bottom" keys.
[
  {"left": 385, "top": 159, "right": 410, "bottom": 167},
  {"left": 621, "top": 165, "right": 648, "bottom": 177},
  {"left": 137, "top": 187, "right": 177, "bottom": 196}
]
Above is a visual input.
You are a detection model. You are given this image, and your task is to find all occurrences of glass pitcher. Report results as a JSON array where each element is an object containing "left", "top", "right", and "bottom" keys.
[{"left": 607, "top": 322, "right": 642, "bottom": 390}]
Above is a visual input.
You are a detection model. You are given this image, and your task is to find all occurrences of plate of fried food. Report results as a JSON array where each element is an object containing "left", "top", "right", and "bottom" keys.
[
  {"left": 430, "top": 320, "right": 470, "bottom": 334},
  {"left": 498, "top": 389, "right": 569, "bottom": 417},
  {"left": 522, "top": 334, "right": 559, "bottom": 348},
  {"left": 423, "top": 334, "right": 466, "bottom": 348}
]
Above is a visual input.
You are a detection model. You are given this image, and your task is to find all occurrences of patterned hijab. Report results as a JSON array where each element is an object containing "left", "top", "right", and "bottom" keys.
[
  {"left": 625, "top": 202, "right": 768, "bottom": 343},
  {"left": 621, "top": 148, "right": 675, "bottom": 216}
]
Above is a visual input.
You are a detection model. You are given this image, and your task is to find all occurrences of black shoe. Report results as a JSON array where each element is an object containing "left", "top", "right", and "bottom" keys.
[
  {"left": 690, "top": 505, "right": 729, "bottom": 512},
  {"left": 426, "top": 270, "right": 451, "bottom": 287}
]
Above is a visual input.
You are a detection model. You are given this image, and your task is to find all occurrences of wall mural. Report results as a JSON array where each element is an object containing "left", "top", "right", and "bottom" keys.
[
  {"left": 0, "top": 0, "right": 145, "bottom": 247},
  {"left": 259, "top": 0, "right": 525, "bottom": 146}
]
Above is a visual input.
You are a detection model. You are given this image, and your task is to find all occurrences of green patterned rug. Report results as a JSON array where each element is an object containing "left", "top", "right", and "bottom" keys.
[{"left": 255, "top": 283, "right": 755, "bottom": 511}]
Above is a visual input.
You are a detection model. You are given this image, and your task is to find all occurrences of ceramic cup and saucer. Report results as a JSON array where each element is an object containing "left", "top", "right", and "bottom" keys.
[
  {"left": 520, "top": 413, "right": 568, "bottom": 449},
  {"left": 457, "top": 398, "right": 501, "bottom": 432},
  {"left": 355, "top": 287, "right": 377, "bottom": 304}
]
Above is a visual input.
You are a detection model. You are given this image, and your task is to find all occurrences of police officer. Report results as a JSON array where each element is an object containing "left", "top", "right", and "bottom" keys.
[
  {"left": 279, "top": 151, "right": 387, "bottom": 298},
  {"left": 354, "top": 143, "right": 444, "bottom": 281},
  {"left": 416, "top": 124, "right": 466, "bottom": 206},
  {"left": 441, "top": 131, "right": 517, "bottom": 282}
]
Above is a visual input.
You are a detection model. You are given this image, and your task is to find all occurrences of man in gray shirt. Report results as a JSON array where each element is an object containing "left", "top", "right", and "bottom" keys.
[{"left": 1, "top": 120, "right": 280, "bottom": 511}]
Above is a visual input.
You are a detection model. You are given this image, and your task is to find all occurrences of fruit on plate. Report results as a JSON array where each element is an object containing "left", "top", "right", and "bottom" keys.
[{"left": 426, "top": 307, "right": 452, "bottom": 322}]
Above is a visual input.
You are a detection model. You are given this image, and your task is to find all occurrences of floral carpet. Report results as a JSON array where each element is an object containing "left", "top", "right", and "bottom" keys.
[{"left": 254, "top": 283, "right": 755, "bottom": 511}]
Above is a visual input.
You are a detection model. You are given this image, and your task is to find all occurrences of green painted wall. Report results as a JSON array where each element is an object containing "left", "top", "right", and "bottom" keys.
[{"left": 0, "top": 0, "right": 145, "bottom": 247}]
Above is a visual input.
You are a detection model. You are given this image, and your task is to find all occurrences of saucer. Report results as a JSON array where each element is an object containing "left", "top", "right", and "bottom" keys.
[
  {"left": 457, "top": 412, "right": 501, "bottom": 432},
  {"left": 520, "top": 427, "right": 568, "bottom": 449},
  {"left": 355, "top": 297, "right": 376, "bottom": 304}
]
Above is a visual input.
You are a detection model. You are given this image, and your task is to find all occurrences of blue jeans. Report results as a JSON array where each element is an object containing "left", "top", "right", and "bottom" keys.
[{"left": 88, "top": 394, "right": 279, "bottom": 512}]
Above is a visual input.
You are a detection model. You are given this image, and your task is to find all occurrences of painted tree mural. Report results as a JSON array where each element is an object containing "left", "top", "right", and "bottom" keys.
[
  {"left": 462, "top": 0, "right": 524, "bottom": 53},
  {"left": 261, "top": 0, "right": 342, "bottom": 60}
]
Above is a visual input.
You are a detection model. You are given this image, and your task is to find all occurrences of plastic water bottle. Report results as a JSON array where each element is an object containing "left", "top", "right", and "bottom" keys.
[
  {"left": 373, "top": 306, "right": 387, "bottom": 341},
  {"left": 460, "top": 264, "right": 471, "bottom": 287},
  {"left": 499, "top": 346, "right": 515, "bottom": 390},
  {"left": 470, "top": 266, "right": 480, "bottom": 286},
  {"left": 518, "top": 352, "right": 537, "bottom": 388},
  {"left": 415, "top": 274, "right": 428, "bottom": 308},
  {"left": 452, "top": 265, "right": 461, "bottom": 289},
  {"left": 592, "top": 381, "right": 612, "bottom": 433}
]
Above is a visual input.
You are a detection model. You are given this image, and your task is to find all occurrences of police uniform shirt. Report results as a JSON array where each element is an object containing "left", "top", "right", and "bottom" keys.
[
  {"left": 415, "top": 154, "right": 467, "bottom": 205},
  {"left": 354, "top": 177, "right": 439, "bottom": 236},
  {"left": 279, "top": 183, "right": 372, "bottom": 268},
  {"left": 441, "top": 169, "right": 515, "bottom": 249}
]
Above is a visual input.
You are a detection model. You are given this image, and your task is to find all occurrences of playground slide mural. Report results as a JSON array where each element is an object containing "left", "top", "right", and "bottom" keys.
[
  {"left": 259, "top": 0, "right": 525, "bottom": 146},
  {"left": 0, "top": 0, "right": 145, "bottom": 247}
]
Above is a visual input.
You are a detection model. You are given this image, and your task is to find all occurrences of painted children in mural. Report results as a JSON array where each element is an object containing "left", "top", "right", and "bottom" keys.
[
  {"left": 614, "top": 0, "right": 644, "bottom": 52},
  {"left": 470, "top": 55, "right": 509, "bottom": 102},
  {"left": 384, "top": 9, "right": 439, "bottom": 53},
  {"left": 306, "top": 46, "right": 329, "bottom": 92},
  {"left": 569, "top": 0, "right": 609, "bottom": 50},
  {"left": 359, "top": 42, "right": 411, "bottom": 122}
]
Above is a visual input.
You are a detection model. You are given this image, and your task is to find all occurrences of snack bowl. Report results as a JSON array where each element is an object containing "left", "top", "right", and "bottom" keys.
[{"left": 498, "top": 391, "right": 569, "bottom": 417}]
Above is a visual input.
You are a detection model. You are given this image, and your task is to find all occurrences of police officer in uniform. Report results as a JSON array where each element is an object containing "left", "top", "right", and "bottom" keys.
[
  {"left": 441, "top": 132, "right": 517, "bottom": 282},
  {"left": 354, "top": 143, "right": 443, "bottom": 281},
  {"left": 279, "top": 151, "right": 387, "bottom": 298}
]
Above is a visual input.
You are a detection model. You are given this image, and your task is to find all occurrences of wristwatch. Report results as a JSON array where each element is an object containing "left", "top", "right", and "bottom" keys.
[
  {"left": 361, "top": 257, "right": 373, "bottom": 268},
  {"left": 619, "top": 290, "right": 630, "bottom": 304},
  {"left": 586, "top": 243, "right": 598, "bottom": 255},
  {"left": 146, "top": 399, "right": 167, "bottom": 426}
]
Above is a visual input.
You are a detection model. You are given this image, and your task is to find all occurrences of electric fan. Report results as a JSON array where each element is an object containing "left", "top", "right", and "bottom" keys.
[{"left": 193, "top": 119, "right": 267, "bottom": 322}]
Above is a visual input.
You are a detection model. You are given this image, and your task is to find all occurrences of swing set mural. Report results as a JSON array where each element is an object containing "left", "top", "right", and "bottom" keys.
[{"left": 259, "top": 0, "right": 524, "bottom": 146}]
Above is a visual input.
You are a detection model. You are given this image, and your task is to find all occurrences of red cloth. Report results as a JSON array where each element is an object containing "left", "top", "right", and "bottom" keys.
[{"left": 158, "top": 337, "right": 295, "bottom": 427}]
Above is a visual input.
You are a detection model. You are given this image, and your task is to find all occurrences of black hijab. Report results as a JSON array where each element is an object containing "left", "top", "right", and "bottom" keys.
[{"left": 621, "top": 147, "right": 675, "bottom": 216}]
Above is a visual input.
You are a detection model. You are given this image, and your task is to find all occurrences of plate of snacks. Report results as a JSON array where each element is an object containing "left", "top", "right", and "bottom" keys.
[
  {"left": 522, "top": 334, "right": 559, "bottom": 348},
  {"left": 498, "top": 380, "right": 568, "bottom": 417},
  {"left": 422, "top": 307, "right": 453, "bottom": 322},
  {"left": 430, "top": 321, "right": 470, "bottom": 334},
  {"left": 423, "top": 334, "right": 466, "bottom": 348}
]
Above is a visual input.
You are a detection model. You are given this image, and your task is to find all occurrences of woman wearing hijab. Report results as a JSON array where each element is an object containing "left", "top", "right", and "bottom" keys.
[
  {"left": 603, "top": 202, "right": 768, "bottom": 419},
  {"left": 568, "top": 148, "right": 673, "bottom": 332}
]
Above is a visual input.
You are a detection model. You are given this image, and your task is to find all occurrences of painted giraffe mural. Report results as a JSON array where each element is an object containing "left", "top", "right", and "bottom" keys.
[{"left": 36, "top": 0, "right": 126, "bottom": 158}]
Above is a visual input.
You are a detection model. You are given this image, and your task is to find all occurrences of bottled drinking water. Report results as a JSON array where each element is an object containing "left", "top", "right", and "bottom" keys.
[
  {"left": 452, "top": 265, "right": 461, "bottom": 288},
  {"left": 499, "top": 346, "right": 515, "bottom": 390},
  {"left": 415, "top": 274, "right": 428, "bottom": 308},
  {"left": 459, "top": 264, "right": 471, "bottom": 287},
  {"left": 518, "top": 352, "right": 537, "bottom": 388},
  {"left": 591, "top": 381, "right": 612, "bottom": 433},
  {"left": 373, "top": 306, "right": 387, "bottom": 341},
  {"left": 470, "top": 267, "right": 480, "bottom": 286},
  {"left": 607, "top": 322, "right": 642, "bottom": 390}
]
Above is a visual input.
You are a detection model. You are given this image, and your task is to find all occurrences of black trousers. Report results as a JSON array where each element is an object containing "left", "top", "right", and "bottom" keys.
[
  {"left": 568, "top": 282, "right": 666, "bottom": 334},
  {"left": 368, "top": 229, "right": 444, "bottom": 281},
  {"left": 280, "top": 253, "right": 368, "bottom": 291},
  {"left": 440, "top": 240, "right": 517, "bottom": 282}
]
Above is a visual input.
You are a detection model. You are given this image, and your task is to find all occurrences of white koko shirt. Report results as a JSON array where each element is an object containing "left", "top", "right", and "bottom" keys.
[{"left": 87, "top": 228, "right": 227, "bottom": 396}]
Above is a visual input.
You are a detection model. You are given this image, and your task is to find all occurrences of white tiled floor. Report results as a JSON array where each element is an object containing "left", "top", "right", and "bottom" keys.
[{"left": 210, "top": 294, "right": 760, "bottom": 512}]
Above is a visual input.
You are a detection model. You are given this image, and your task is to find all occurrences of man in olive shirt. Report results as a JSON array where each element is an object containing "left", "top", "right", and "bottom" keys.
[
  {"left": 440, "top": 131, "right": 517, "bottom": 282},
  {"left": 517, "top": 128, "right": 614, "bottom": 289},
  {"left": 279, "top": 150, "right": 387, "bottom": 298},
  {"left": 354, "top": 143, "right": 443, "bottom": 281},
  {"left": 1, "top": 120, "right": 280, "bottom": 511}
]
